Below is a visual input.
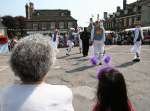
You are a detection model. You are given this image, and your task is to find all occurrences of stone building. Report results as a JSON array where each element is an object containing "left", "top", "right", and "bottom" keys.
[
  {"left": 103, "top": 0, "right": 150, "bottom": 31},
  {"left": 0, "top": 19, "right": 7, "bottom": 36},
  {"left": 25, "top": 2, "right": 77, "bottom": 34}
]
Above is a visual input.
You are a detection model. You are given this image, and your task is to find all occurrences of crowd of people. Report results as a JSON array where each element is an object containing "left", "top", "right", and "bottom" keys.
[{"left": 0, "top": 19, "right": 145, "bottom": 111}]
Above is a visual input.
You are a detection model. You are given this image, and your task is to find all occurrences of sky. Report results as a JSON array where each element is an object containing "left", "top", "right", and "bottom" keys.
[{"left": 0, "top": 0, "right": 137, "bottom": 27}]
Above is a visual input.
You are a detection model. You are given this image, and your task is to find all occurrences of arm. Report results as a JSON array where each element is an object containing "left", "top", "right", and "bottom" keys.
[
  {"left": 140, "top": 29, "right": 144, "bottom": 40},
  {"left": 102, "top": 28, "right": 106, "bottom": 43},
  {"left": 91, "top": 25, "right": 95, "bottom": 41},
  {"left": 134, "top": 29, "right": 139, "bottom": 43}
]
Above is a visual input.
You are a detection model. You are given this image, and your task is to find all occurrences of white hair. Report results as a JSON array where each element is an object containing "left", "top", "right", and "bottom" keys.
[{"left": 10, "top": 34, "right": 55, "bottom": 82}]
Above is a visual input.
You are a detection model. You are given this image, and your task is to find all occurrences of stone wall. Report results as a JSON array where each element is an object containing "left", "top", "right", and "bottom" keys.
[{"left": 141, "top": 5, "right": 150, "bottom": 26}]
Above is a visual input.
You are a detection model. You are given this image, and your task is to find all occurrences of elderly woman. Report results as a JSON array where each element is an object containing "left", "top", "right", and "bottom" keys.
[{"left": 0, "top": 34, "right": 74, "bottom": 111}]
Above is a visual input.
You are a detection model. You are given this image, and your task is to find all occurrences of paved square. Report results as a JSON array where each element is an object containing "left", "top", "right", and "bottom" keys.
[{"left": 0, "top": 45, "right": 150, "bottom": 111}]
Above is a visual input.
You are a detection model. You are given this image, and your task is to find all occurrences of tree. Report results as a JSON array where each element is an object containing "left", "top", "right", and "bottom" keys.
[
  {"left": 2, "top": 16, "right": 17, "bottom": 39},
  {"left": 2, "top": 16, "right": 27, "bottom": 39},
  {"left": 14, "top": 16, "right": 26, "bottom": 38},
  {"left": 2, "top": 16, "right": 16, "bottom": 29},
  {"left": 15, "top": 16, "right": 26, "bottom": 29}
]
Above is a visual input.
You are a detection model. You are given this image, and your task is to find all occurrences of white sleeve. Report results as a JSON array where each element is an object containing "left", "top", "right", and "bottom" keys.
[
  {"left": 91, "top": 25, "right": 94, "bottom": 41},
  {"left": 0, "top": 89, "right": 5, "bottom": 111},
  {"left": 140, "top": 29, "right": 144, "bottom": 40},
  {"left": 103, "top": 28, "right": 106, "bottom": 42},
  {"left": 62, "top": 86, "right": 74, "bottom": 111},
  {"left": 0, "top": 93, "right": 2, "bottom": 111},
  {"left": 51, "top": 34, "right": 54, "bottom": 40},
  {"left": 134, "top": 29, "right": 139, "bottom": 42}
]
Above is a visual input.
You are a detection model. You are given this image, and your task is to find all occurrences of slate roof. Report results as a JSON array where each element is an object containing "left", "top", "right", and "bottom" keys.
[{"left": 27, "top": 9, "right": 77, "bottom": 22}]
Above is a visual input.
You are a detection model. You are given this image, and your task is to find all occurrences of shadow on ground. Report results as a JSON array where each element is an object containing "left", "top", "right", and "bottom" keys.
[
  {"left": 116, "top": 61, "right": 137, "bottom": 68},
  {"left": 68, "top": 56, "right": 83, "bottom": 60},
  {"left": 57, "top": 55, "right": 68, "bottom": 59},
  {"left": 66, "top": 65, "right": 95, "bottom": 73},
  {"left": 77, "top": 58, "right": 89, "bottom": 62}
]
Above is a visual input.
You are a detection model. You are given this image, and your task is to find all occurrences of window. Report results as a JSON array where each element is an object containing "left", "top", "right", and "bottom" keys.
[
  {"left": 133, "top": 7, "right": 137, "bottom": 12},
  {"left": 68, "top": 22, "right": 73, "bottom": 28},
  {"left": 124, "top": 10, "right": 128, "bottom": 15},
  {"left": 61, "top": 13, "right": 64, "bottom": 16},
  {"left": 33, "top": 24, "right": 38, "bottom": 30},
  {"left": 50, "top": 22, "right": 55, "bottom": 29},
  {"left": 42, "top": 23, "right": 46, "bottom": 30},
  {"left": 59, "top": 22, "right": 64, "bottom": 29},
  {"left": 128, "top": 18, "right": 131, "bottom": 26}
]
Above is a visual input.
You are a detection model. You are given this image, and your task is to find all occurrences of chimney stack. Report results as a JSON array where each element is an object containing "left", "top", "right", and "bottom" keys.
[
  {"left": 29, "top": 2, "right": 34, "bottom": 19},
  {"left": 123, "top": 0, "right": 127, "bottom": 10},
  {"left": 25, "top": 4, "right": 29, "bottom": 19},
  {"left": 117, "top": 6, "right": 121, "bottom": 12},
  {"left": 104, "top": 12, "right": 108, "bottom": 20}
]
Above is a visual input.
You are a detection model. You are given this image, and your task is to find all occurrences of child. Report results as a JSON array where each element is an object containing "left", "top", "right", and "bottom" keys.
[
  {"left": 93, "top": 66, "right": 136, "bottom": 111},
  {"left": 0, "top": 34, "right": 74, "bottom": 111}
]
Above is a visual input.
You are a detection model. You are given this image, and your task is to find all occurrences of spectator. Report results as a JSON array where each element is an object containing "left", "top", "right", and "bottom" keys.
[
  {"left": 80, "top": 27, "right": 90, "bottom": 57},
  {"left": 92, "top": 66, "right": 136, "bottom": 111},
  {"left": 0, "top": 34, "right": 74, "bottom": 111}
]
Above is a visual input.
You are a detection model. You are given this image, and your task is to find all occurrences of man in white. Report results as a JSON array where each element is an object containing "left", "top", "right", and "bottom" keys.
[
  {"left": 131, "top": 25, "right": 144, "bottom": 62},
  {"left": 66, "top": 28, "right": 75, "bottom": 56},
  {"left": 0, "top": 34, "right": 74, "bottom": 111},
  {"left": 91, "top": 21, "right": 105, "bottom": 65},
  {"left": 77, "top": 27, "right": 82, "bottom": 53}
]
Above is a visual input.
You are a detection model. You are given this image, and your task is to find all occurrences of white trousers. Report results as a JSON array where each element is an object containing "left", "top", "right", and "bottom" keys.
[
  {"left": 131, "top": 41, "right": 141, "bottom": 58},
  {"left": 131, "top": 41, "right": 141, "bottom": 54},
  {"left": 93, "top": 40, "right": 105, "bottom": 62},
  {"left": 66, "top": 40, "right": 74, "bottom": 54}
]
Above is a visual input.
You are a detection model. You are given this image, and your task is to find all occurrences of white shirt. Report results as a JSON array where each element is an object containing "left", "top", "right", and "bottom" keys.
[
  {"left": 134, "top": 28, "right": 144, "bottom": 43},
  {"left": 0, "top": 83, "right": 74, "bottom": 111}
]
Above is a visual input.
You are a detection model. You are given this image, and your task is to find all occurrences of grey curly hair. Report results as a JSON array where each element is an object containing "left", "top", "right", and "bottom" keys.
[{"left": 10, "top": 34, "right": 55, "bottom": 82}]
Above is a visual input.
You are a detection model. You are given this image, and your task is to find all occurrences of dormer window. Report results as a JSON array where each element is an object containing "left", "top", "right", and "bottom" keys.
[
  {"left": 116, "top": 12, "right": 120, "bottom": 16},
  {"left": 61, "top": 13, "right": 64, "bottom": 16},
  {"left": 124, "top": 10, "right": 128, "bottom": 15},
  {"left": 133, "top": 7, "right": 137, "bottom": 12},
  {"left": 37, "top": 12, "right": 40, "bottom": 16}
]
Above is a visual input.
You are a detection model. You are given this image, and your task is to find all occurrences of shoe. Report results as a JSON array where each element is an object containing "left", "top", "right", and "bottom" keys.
[
  {"left": 133, "top": 58, "right": 140, "bottom": 62},
  {"left": 99, "top": 62, "right": 102, "bottom": 65},
  {"left": 66, "top": 53, "right": 70, "bottom": 56}
]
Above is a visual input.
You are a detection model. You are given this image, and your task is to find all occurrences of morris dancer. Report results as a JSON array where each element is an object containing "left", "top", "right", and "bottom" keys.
[
  {"left": 66, "top": 28, "right": 75, "bottom": 56},
  {"left": 51, "top": 29, "right": 59, "bottom": 62},
  {"left": 91, "top": 21, "right": 106, "bottom": 65},
  {"left": 131, "top": 25, "right": 143, "bottom": 62}
]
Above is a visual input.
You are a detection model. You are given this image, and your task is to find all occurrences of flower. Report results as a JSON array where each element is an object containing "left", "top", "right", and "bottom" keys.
[
  {"left": 103, "top": 55, "right": 111, "bottom": 65},
  {"left": 90, "top": 56, "right": 99, "bottom": 65}
]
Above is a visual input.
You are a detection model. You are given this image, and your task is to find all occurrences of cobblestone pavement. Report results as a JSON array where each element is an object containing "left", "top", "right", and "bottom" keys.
[{"left": 0, "top": 45, "right": 150, "bottom": 111}]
